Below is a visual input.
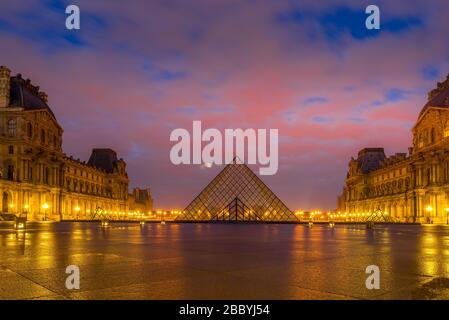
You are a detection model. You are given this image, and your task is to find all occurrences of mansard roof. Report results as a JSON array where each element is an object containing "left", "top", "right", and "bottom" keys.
[
  {"left": 87, "top": 148, "right": 119, "bottom": 174},
  {"left": 419, "top": 74, "right": 449, "bottom": 117},
  {"left": 8, "top": 73, "right": 57, "bottom": 120}
]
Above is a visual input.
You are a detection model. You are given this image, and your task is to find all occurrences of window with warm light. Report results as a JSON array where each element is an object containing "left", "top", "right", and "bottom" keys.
[
  {"left": 7, "top": 118, "right": 16, "bottom": 137},
  {"left": 445, "top": 121, "right": 449, "bottom": 138}
]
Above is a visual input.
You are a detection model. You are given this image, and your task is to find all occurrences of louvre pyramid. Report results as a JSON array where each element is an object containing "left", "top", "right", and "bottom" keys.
[{"left": 176, "top": 158, "right": 298, "bottom": 222}]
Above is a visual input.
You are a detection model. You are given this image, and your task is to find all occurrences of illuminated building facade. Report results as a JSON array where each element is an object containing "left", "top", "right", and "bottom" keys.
[
  {"left": 177, "top": 158, "right": 298, "bottom": 222},
  {"left": 338, "top": 74, "right": 449, "bottom": 224},
  {"left": 0, "top": 66, "right": 152, "bottom": 220}
]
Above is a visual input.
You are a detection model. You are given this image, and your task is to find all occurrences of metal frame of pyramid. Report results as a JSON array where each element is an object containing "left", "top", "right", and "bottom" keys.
[
  {"left": 176, "top": 158, "right": 299, "bottom": 223},
  {"left": 365, "top": 208, "right": 393, "bottom": 222}
]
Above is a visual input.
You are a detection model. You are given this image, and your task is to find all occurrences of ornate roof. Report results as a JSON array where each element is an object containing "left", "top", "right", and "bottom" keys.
[
  {"left": 8, "top": 73, "right": 57, "bottom": 120},
  {"left": 87, "top": 148, "right": 119, "bottom": 173},
  {"left": 419, "top": 74, "right": 449, "bottom": 117}
]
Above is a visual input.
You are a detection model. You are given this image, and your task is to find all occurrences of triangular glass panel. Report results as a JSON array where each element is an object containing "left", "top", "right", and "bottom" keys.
[{"left": 176, "top": 159, "right": 298, "bottom": 223}]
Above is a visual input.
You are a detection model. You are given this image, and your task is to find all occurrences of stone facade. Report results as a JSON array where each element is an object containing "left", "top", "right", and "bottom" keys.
[
  {"left": 0, "top": 66, "right": 152, "bottom": 220},
  {"left": 338, "top": 74, "right": 449, "bottom": 224},
  {"left": 128, "top": 188, "right": 153, "bottom": 214}
]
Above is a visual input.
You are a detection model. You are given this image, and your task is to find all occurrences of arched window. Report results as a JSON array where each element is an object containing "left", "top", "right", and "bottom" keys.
[
  {"left": 444, "top": 121, "right": 449, "bottom": 138},
  {"left": 418, "top": 133, "right": 424, "bottom": 147},
  {"left": 7, "top": 119, "right": 16, "bottom": 137},
  {"left": 27, "top": 123, "right": 33, "bottom": 138}
]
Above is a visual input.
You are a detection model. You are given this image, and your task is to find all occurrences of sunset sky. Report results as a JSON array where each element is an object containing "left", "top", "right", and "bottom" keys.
[{"left": 1, "top": 0, "right": 449, "bottom": 210}]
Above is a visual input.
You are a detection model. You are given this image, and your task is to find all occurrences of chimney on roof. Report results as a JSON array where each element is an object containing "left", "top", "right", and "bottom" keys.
[
  {"left": 0, "top": 66, "right": 11, "bottom": 108},
  {"left": 38, "top": 91, "right": 48, "bottom": 103}
]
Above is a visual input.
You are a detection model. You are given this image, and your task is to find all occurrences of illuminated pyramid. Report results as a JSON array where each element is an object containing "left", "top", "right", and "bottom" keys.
[{"left": 176, "top": 158, "right": 298, "bottom": 222}]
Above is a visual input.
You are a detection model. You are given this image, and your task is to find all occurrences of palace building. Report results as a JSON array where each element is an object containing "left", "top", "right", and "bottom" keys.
[
  {"left": 0, "top": 66, "right": 152, "bottom": 221},
  {"left": 338, "top": 74, "right": 449, "bottom": 224}
]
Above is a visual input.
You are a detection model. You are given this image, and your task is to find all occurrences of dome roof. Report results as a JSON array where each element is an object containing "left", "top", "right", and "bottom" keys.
[
  {"left": 8, "top": 74, "right": 56, "bottom": 120},
  {"left": 419, "top": 74, "right": 449, "bottom": 117}
]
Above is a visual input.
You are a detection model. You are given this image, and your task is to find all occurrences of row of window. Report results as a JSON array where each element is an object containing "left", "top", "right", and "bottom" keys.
[
  {"left": 373, "top": 167, "right": 407, "bottom": 183},
  {"left": 2, "top": 164, "right": 52, "bottom": 184},
  {"left": 66, "top": 167, "right": 106, "bottom": 183},
  {"left": 65, "top": 178, "right": 112, "bottom": 197},
  {"left": 7, "top": 118, "right": 60, "bottom": 148},
  {"left": 415, "top": 124, "right": 449, "bottom": 149}
]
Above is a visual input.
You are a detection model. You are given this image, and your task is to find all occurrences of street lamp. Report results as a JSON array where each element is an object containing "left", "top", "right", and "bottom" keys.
[
  {"left": 426, "top": 205, "right": 433, "bottom": 224},
  {"left": 446, "top": 208, "right": 449, "bottom": 225},
  {"left": 74, "top": 206, "right": 80, "bottom": 220},
  {"left": 42, "top": 203, "right": 49, "bottom": 221}
]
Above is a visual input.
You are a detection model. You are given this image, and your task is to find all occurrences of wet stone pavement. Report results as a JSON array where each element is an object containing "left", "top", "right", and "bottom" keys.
[{"left": 1, "top": 221, "right": 449, "bottom": 300}]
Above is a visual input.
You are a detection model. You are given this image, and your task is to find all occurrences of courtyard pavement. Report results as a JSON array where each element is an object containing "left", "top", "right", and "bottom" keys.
[{"left": 1, "top": 222, "right": 449, "bottom": 300}]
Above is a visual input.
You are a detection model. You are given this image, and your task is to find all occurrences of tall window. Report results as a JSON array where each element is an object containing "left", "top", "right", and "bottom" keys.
[
  {"left": 27, "top": 123, "right": 33, "bottom": 139},
  {"left": 40, "top": 129, "right": 45, "bottom": 144},
  {"left": 444, "top": 121, "right": 449, "bottom": 138},
  {"left": 431, "top": 128, "right": 436, "bottom": 144},
  {"left": 44, "top": 168, "right": 50, "bottom": 184},
  {"left": 7, "top": 165, "right": 14, "bottom": 180},
  {"left": 418, "top": 133, "right": 424, "bottom": 147},
  {"left": 7, "top": 119, "right": 16, "bottom": 137}
]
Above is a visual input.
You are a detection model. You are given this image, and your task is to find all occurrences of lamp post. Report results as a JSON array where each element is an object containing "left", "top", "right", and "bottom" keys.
[
  {"left": 74, "top": 206, "right": 80, "bottom": 220},
  {"left": 426, "top": 205, "right": 433, "bottom": 224},
  {"left": 446, "top": 208, "right": 449, "bottom": 225},
  {"left": 42, "top": 203, "right": 49, "bottom": 221}
]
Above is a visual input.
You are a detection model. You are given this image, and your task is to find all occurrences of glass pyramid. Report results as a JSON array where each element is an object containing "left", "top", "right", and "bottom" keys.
[{"left": 176, "top": 158, "right": 298, "bottom": 222}]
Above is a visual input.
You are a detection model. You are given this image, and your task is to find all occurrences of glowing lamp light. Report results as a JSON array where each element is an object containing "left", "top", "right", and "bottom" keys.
[
  {"left": 24, "top": 204, "right": 29, "bottom": 209},
  {"left": 101, "top": 220, "right": 109, "bottom": 227},
  {"left": 426, "top": 205, "right": 433, "bottom": 212},
  {"left": 74, "top": 206, "right": 80, "bottom": 212},
  {"left": 42, "top": 203, "right": 49, "bottom": 209},
  {"left": 9, "top": 203, "right": 14, "bottom": 208},
  {"left": 14, "top": 221, "right": 25, "bottom": 230}
]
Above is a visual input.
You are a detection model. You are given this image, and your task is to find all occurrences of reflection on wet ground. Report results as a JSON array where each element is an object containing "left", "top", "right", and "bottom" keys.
[{"left": 1, "top": 222, "right": 449, "bottom": 300}]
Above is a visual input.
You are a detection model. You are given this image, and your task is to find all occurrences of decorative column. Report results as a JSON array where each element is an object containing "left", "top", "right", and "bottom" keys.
[{"left": 0, "top": 66, "right": 10, "bottom": 108}]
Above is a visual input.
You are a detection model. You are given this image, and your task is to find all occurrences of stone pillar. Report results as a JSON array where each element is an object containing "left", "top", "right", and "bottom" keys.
[{"left": 0, "top": 66, "right": 10, "bottom": 108}]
